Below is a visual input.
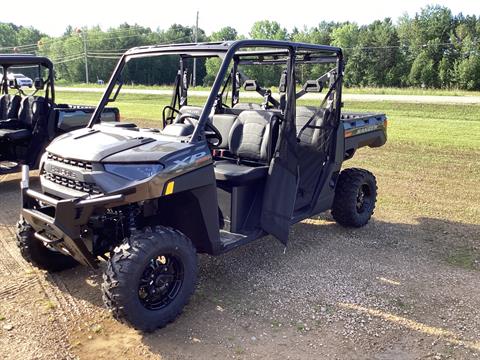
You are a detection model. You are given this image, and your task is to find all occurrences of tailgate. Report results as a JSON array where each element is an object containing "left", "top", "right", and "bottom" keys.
[{"left": 342, "top": 113, "right": 387, "bottom": 155}]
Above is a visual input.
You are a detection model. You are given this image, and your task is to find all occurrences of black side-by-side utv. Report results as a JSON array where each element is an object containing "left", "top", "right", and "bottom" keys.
[
  {"left": 17, "top": 40, "right": 387, "bottom": 331},
  {"left": 0, "top": 55, "right": 119, "bottom": 174}
]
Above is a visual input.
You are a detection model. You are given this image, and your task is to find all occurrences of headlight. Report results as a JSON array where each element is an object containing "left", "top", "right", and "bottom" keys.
[{"left": 104, "top": 163, "right": 164, "bottom": 181}]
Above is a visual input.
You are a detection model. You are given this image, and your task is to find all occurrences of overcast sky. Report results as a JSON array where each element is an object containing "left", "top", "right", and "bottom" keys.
[{"left": 2, "top": 0, "right": 478, "bottom": 37}]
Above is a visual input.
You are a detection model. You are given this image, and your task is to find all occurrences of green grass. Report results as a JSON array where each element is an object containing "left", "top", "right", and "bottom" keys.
[
  {"left": 343, "top": 87, "right": 480, "bottom": 97},
  {"left": 341, "top": 101, "right": 480, "bottom": 150},
  {"left": 446, "top": 248, "right": 479, "bottom": 270},
  {"left": 57, "top": 83, "right": 480, "bottom": 97},
  {"left": 56, "top": 82, "right": 213, "bottom": 92},
  {"left": 56, "top": 90, "right": 480, "bottom": 151}
]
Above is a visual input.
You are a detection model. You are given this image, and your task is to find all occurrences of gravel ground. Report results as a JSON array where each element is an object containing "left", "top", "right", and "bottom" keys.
[{"left": 0, "top": 163, "right": 479, "bottom": 359}]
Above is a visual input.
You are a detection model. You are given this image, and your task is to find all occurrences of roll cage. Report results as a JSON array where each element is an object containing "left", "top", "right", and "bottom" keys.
[
  {"left": 0, "top": 55, "right": 55, "bottom": 103},
  {"left": 87, "top": 40, "right": 344, "bottom": 140}
]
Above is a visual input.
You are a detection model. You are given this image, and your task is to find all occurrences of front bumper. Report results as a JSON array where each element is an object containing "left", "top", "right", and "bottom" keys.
[{"left": 20, "top": 166, "right": 125, "bottom": 268}]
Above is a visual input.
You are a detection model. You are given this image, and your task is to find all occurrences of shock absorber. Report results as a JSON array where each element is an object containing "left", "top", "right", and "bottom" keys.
[{"left": 126, "top": 204, "right": 137, "bottom": 231}]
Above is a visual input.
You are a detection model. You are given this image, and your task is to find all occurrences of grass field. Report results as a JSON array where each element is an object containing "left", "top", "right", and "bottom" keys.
[
  {"left": 57, "top": 83, "right": 480, "bottom": 97},
  {"left": 56, "top": 90, "right": 480, "bottom": 150}
]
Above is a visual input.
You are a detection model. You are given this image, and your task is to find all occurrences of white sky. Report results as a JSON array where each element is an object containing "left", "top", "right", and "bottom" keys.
[{"left": 2, "top": 0, "right": 478, "bottom": 37}]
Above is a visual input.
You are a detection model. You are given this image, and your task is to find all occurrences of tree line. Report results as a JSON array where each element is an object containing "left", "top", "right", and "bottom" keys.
[{"left": 0, "top": 4, "right": 479, "bottom": 89}]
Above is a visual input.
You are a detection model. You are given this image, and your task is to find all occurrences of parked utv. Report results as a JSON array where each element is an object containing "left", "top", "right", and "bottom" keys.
[
  {"left": 18, "top": 40, "right": 387, "bottom": 331},
  {"left": 0, "top": 55, "right": 119, "bottom": 174}
]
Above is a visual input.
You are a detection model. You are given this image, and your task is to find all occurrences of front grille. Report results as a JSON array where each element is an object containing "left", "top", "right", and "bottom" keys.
[
  {"left": 47, "top": 153, "right": 93, "bottom": 171},
  {"left": 44, "top": 172, "right": 101, "bottom": 195}
]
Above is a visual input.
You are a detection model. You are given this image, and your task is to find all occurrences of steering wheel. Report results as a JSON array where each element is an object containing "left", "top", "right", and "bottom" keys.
[
  {"left": 162, "top": 106, "right": 180, "bottom": 125},
  {"left": 177, "top": 113, "right": 223, "bottom": 147}
]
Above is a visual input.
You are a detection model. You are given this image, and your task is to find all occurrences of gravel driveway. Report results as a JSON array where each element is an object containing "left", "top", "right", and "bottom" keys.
[{"left": 0, "top": 149, "right": 479, "bottom": 359}]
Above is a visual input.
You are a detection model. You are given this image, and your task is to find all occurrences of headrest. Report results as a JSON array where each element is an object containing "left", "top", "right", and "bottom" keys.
[
  {"left": 34, "top": 78, "right": 45, "bottom": 90},
  {"left": 243, "top": 79, "right": 259, "bottom": 92},
  {"left": 302, "top": 79, "right": 323, "bottom": 93}
]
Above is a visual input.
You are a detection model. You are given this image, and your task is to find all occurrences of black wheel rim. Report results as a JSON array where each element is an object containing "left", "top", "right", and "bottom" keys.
[
  {"left": 356, "top": 183, "right": 372, "bottom": 214},
  {"left": 138, "top": 254, "right": 184, "bottom": 310}
]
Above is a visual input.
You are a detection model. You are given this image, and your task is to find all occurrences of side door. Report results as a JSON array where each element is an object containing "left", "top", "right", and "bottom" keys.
[
  {"left": 294, "top": 69, "right": 342, "bottom": 212},
  {"left": 260, "top": 52, "right": 299, "bottom": 245}
]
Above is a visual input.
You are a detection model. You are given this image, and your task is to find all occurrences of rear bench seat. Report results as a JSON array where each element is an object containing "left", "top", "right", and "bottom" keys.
[
  {"left": 232, "top": 103, "right": 262, "bottom": 110},
  {"left": 295, "top": 105, "right": 326, "bottom": 145},
  {"left": 0, "top": 94, "right": 21, "bottom": 121},
  {"left": 0, "top": 96, "right": 47, "bottom": 141}
]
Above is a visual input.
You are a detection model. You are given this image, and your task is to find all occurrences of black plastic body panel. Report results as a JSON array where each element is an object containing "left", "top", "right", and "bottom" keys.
[
  {"left": 217, "top": 179, "right": 265, "bottom": 234},
  {"left": 156, "top": 165, "right": 221, "bottom": 254}
]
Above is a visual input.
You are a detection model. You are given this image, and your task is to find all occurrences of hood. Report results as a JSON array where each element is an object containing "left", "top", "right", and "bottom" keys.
[{"left": 46, "top": 126, "right": 187, "bottom": 162}]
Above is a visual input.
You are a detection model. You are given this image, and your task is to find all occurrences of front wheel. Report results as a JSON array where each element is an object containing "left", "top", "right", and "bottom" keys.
[
  {"left": 331, "top": 168, "right": 377, "bottom": 227},
  {"left": 102, "top": 226, "right": 197, "bottom": 332},
  {"left": 15, "top": 217, "right": 78, "bottom": 272}
]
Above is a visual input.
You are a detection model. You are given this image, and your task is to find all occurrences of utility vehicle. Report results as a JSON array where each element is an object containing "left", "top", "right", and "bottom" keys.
[
  {"left": 17, "top": 40, "right": 387, "bottom": 331},
  {"left": 0, "top": 55, "right": 119, "bottom": 174}
]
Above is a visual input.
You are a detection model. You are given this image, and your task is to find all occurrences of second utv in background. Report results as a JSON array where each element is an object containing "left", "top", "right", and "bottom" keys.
[{"left": 0, "top": 55, "right": 119, "bottom": 174}]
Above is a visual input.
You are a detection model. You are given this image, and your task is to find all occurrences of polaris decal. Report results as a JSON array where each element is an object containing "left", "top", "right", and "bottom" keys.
[
  {"left": 345, "top": 123, "right": 384, "bottom": 137},
  {"left": 49, "top": 165, "right": 78, "bottom": 180}
]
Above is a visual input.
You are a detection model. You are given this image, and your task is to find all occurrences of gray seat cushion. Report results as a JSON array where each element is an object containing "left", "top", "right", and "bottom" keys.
[
  {"left": 0, "top": 128, "right": 31, "bottom": 141},
  {"left": 161, "top": 123, "right": 194, "bottom": 136},
  {"left": 228, "top": 110, "right": 278, "bottom": 162},
  {"left": 0, "top": 119, "right": 23, "bottom": 129},
  {"left": 212, "top": 114, "right": 237, "bottom": 149},
  {"left": 214, "top": 110, "right": 279, "bottom": 185},
  {"left": 214, "top": 160, "right": 268, "bottom": 185}
]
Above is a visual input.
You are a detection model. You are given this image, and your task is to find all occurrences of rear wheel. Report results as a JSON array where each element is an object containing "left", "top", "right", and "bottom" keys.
[
  {"left": 331, "top": 168, "right": 377, "bottom": 227},
  {"left": 102, "top": 226, "right": 197, "bottom": 332},
  {"left": 15, "top": 217, "right": 78, "bottom": 272}
]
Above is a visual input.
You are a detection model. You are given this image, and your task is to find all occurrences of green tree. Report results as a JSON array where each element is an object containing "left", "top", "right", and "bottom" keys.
[
  {"left": 331, "top": 23, "right": 359, "bottom": 49},
  {"left": 210, "top": 27, "right": 238, "bottom": 41},
  {"left": 3, "top": 6, "right": 480, "bottom": 90},
  {"left": 409, "top": 51, "right": 436, "bottom": 87},
  {"left": 455, "top": 56, "right": 480, "bottom": 90},
  {"left": 250, "top": 20, "right": 288, "bottom": 40}
]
